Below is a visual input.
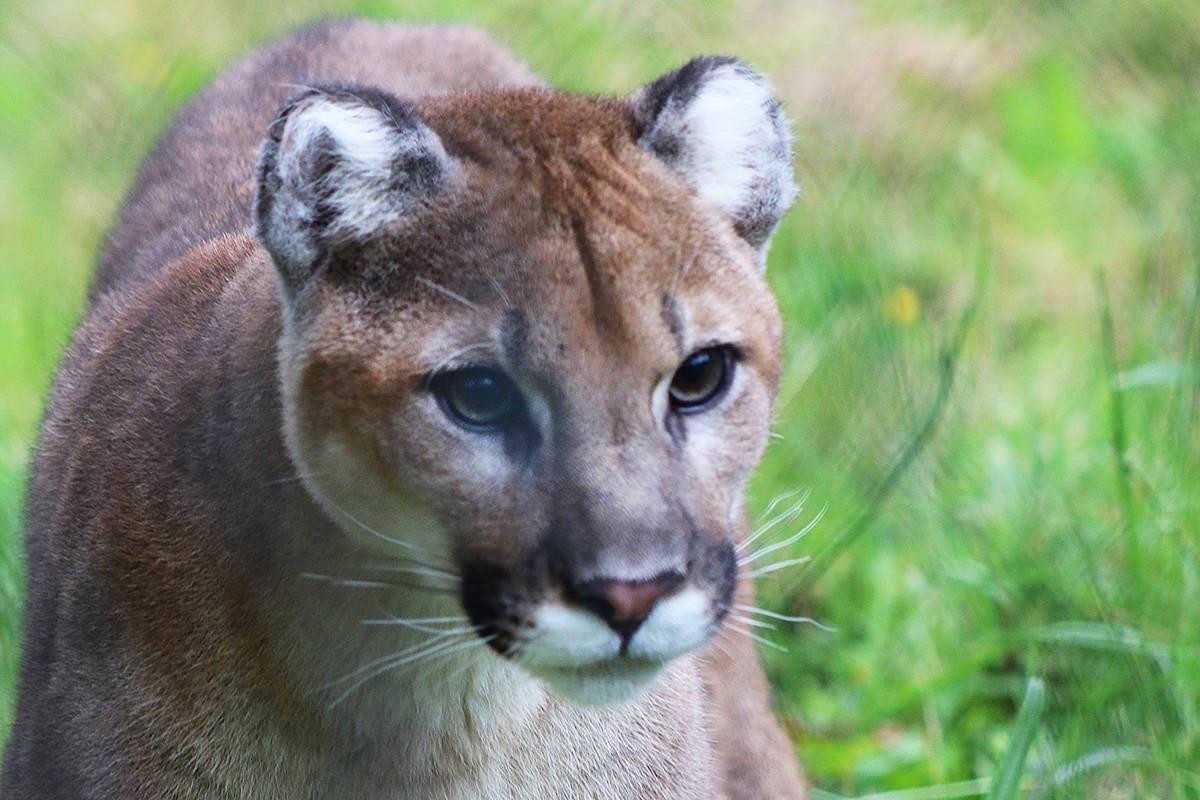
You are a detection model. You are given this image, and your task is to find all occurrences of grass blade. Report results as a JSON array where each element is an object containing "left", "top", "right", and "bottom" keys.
[
  {"left": 814, "top": 778, "right": 994, "bottom": 800},
  {"left": 987, "top": 677, "right": 1046, "bottom": 800}
]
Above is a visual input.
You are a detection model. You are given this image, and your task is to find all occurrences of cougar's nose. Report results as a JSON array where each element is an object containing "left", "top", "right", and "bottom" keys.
[{"left": 571, "top": 570, "right": 685, "bottom": 642}]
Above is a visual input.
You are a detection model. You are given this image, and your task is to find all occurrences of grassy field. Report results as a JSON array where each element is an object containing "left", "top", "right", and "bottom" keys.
[{"left": 2, "top": 0, "right": 1198, "bottom": 796}]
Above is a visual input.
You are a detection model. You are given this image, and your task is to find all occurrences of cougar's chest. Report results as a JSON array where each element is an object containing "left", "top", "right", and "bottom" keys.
[{"left": 288, "top": 657, "right": 718, "bottom": 800}]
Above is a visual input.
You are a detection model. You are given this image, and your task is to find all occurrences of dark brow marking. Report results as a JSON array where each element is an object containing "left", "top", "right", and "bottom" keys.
[
  {"left": 567, "top": 208, "right": 610, "bottom": 326},
  {"left": 660, "top": 291, "right": 686, "bottom": 357},
  {"left": 499, "top": 309, "right": 528, "bottom": 368}
]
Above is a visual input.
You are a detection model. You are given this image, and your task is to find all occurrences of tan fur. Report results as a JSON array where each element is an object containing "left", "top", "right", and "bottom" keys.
[{"left": 3, "top": 20, "right": 806, "bottom": 799}]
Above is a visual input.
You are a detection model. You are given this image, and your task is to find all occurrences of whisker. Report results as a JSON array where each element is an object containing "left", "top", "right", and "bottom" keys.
[
  {"left": 265, "top": 469, "right": 453, "bottom": 571},
  {"left": 327, "top": 639, "right": 467, "bottom": 707},
  {"left": 745, "top": 556, "right": 813, "bottom": 579},
  {"left": 416, "top": 275, "right": 479, "bottom": 311},
  {"left": 419, "top": 635, "right": 495, "bottom": 679},
  {"left": 738, "top": 502, "right": 828, "bottom": 566},
  {"left": 365, "top": 563, "right": 462, "bottom": 582},
  {"left": 725, "top": 623, "right": 788, "bottom": 652},
  {"left": 758, "top": 488, "right": 805, "bottom": 520},
  {"left": 327, "top": 635, "right": 493, "bottom": 708},
  {"left": 278, "top": 81, "right": 323, "bottom": 93},
  {"left": 487, "top": 274, "right": 512, "bottom": 309},
  {"left": 728, "top": 613, "right": 777, "bottom": 631},
  {"left": 432, "top": 342, "right": 494, "bottom": 372},
  {"left": 323, "top": 626, "right": 479, "bottom": 690},
  {"left": 299, "top": 572, "right": 460, "bottom": 596},
  {"left": 318, "top": 494, "right": 432, "bottom": 556},
  {"left": 359, "top": 614, "right": 468, "bottom": 627},
  {"left": 735, "top": 604, "right": 837, "bottom": 632},
  {"left": 737, "top": 489, "right": 811, "bottom": 554},
  {"left": 300, "top": 573, "right": 394, "bottom": 590},
  {"left": 361, "top": 620, "right": 477, "bottom": 636},
  {"left": 262, "top": 470, "right": 328, "bottom": 487}
]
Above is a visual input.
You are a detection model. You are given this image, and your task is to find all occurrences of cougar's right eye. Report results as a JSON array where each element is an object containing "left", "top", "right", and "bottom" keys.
[{"left": 431, "top": 367, "right": 520, "bottom": 432}]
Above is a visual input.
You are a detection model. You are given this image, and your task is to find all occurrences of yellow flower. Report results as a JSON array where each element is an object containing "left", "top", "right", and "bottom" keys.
[{"left": 883, "top": 285, "right": 920, "bottom": 324}]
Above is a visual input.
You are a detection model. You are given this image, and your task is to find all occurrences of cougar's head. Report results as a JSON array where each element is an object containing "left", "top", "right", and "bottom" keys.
[{"left": 255, "top": 59, "right": 795, "bottom": 705}]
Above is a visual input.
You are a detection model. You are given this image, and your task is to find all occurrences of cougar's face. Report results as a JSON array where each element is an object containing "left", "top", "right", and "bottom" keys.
[{"left": 259, "top": 68, "right": 793, "bottom": 704}]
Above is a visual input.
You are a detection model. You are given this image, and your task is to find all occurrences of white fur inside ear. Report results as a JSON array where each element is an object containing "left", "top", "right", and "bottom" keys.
[
  {"left": 678, "top": 65, "right": 795, "bottom": 220},
  {"left": 637, "top": 60, "right": 797, "bottom": 255},
  {"left": 275, "top": 97, "right": 450, "bottom": 243}
]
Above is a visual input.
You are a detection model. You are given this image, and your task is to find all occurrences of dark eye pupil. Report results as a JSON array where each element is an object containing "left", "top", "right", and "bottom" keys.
[
  {"left": 439, "top": 368, "right": 515, "bottom": 428},
  {"left": 669, "top": 347, "right": 729, "bottom": 410},
  {"left": 675, "top": 352, "right": 716, "bottom": 392}
]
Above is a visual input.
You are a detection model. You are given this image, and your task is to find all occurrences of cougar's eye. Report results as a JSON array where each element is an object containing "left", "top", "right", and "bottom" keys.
[
  {"left": 432, "top": 367, "right": 519, "bottom": 431},
  {"left": 669, "top": 347, "right": 734, "bottom": 412}
]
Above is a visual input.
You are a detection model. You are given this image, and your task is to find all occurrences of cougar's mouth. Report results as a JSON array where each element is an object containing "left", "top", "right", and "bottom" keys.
[{"left": 458, "top": 546, "right": 735, "bottom": 705}]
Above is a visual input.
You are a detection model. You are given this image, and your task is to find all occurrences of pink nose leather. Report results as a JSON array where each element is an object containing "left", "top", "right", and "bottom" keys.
[
  {"left": 602, "top": 579, "right": 671, "bottom": 621},
  {"left": 574, "top": 571, "right": 685, "bottom": 639}
]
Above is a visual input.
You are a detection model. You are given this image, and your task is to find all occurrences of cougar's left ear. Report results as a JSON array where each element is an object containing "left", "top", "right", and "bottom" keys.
[{"left": 631, "top": 57, "right": 797, "bottom": 261}]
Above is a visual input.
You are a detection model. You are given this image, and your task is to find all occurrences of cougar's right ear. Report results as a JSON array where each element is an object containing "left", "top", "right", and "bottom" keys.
[{"left": 254, "top": 84, "right": 454, "bottom": 294}]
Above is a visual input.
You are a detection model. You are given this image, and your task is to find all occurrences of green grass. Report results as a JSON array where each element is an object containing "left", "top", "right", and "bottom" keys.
[{"left": 2, "top": 0, "right": 1198, "bottom": 796}]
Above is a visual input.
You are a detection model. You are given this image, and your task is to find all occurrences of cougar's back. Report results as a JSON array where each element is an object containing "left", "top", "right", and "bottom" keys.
[{"left": 92, "top": 20, "right": 541, "bottom": 297}]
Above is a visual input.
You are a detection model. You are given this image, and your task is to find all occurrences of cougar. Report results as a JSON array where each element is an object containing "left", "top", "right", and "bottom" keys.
[{"left": 2, "top": 19, "right": 806, "bottom": 799}]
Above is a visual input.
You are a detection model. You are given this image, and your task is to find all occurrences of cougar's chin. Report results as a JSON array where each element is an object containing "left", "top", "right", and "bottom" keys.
[{"left": 528, "top": 659, "right": 667, "bottom": 706}]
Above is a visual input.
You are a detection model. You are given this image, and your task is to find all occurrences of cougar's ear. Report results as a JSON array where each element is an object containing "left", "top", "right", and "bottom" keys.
[
  {"left": 254, "top": 84, "right": 454, "bottom": 293},
  {"left": 631, "top": 57, "right": 796, "bottom": 261}
]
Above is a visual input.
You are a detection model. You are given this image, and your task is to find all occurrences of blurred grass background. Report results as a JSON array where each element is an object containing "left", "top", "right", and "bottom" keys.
[{"left": 1, "top": 0, "right": 1198, "bottom": 796}]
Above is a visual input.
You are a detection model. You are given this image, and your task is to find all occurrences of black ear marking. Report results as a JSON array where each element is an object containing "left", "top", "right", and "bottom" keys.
[
  {"left": 632, "top": 57, "right": 797, "bottom": 261},
  {"left": 254, "top": 83, "right": 454, "bottom": 294},
  {"left": 635, "top": 55, "right": 740, "bottom": 157}
]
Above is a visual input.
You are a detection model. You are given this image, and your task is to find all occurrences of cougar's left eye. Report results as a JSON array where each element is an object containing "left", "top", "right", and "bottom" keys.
[
  {"left": 669, "top": 347, "right": 734, "bottom": 412},
  {"left": 432, "top": 367, "right": 520, "bottom": 432}
]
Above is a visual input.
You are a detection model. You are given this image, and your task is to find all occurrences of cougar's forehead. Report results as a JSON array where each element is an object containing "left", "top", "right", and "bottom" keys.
[{"left": 400, "top": 91, "right": 781, "bottom": 381}]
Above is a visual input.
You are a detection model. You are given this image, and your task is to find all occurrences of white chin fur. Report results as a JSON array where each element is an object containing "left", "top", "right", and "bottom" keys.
[{"left": 530, "top": 661, "right": 666, "bottom": 706}]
